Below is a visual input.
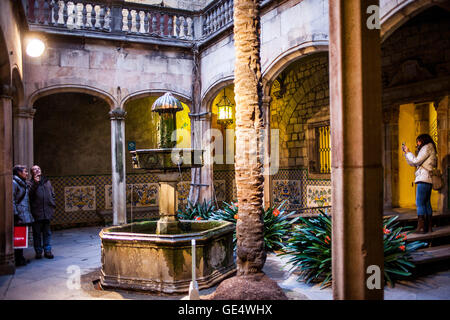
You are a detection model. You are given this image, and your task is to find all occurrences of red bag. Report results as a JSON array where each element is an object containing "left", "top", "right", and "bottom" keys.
[{"left": 14, "top": 226, "right": 28, "bottom": 248}]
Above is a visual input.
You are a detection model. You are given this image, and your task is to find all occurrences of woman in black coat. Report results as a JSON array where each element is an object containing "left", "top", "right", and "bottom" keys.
[
  {"left": 29, "top": 165, "right": 56, "bottom": 259},
  {"left": 12, "top": 165, "right": 34, "bottom": 266}
]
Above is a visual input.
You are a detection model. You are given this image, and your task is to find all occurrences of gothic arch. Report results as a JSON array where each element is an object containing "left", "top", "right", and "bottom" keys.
[
  {"left": 201, "top": 76, "right": 234, "bottom": 113},
  {"left": 381, "top": 0, "right": 450, "bottom": 42},
  {"left": 28, "top": 84, "right": 116, "bottom": 109},
  {"left": 121, "top": 89, "right": 191, "bottom": 110},
  {"left": 262, "top": 43, "right": 329, "bottom": 97},
  {"left": 0, "top": 29, "right": 10, "bottom": 88}
]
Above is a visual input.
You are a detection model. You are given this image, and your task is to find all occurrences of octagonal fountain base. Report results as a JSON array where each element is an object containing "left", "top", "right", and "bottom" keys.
[{"left": 99, "top": 220, "right": 236, "bottom": 294}]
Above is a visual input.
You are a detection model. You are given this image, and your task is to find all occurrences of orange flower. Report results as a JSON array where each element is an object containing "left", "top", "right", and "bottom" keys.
[
  {"left": 324, "top": 235, "right": 331, "bottom": 244},
  {"left": 273, "top": 209, "right": 280, "bottom": 217},
  {"left": 399, "top": 245, "right": 405, "bottom": 251},
  {"left": 195, "top": 216, "right": 202, "bottom": 221},
  {"left": 383, "top": 227, "right": 391, "bottom": 235},
  {"left": 234, "top": 214, "right": 239, "bottom": 220}
]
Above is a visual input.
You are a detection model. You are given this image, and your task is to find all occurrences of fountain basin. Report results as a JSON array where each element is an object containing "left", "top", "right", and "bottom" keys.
[
  {"left": 130, "top": 148, "right": 204, "bottom": 171},
  {"left": 99, "top": 220, "right": 236, "bottom": 294}
]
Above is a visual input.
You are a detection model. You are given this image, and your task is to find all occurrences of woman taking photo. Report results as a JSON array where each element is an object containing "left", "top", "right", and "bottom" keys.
[{"left": 402, "top": 133, "right": 437, "bottom": 233}]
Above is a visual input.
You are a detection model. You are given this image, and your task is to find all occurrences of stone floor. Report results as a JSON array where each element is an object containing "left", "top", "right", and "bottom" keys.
[{"left": 0, "top": 226, "right": 449, "bottom": 300}]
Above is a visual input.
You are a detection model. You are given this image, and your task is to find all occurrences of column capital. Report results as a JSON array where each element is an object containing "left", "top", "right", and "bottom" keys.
[
  {"left": 189, "top": 111, "right": 211, "bottom": 121},
  {"left": 262, "top": 95, "right": 272, "bottom": 106},
  {"left": 14, "top": 107, "right": 36, "bottom": 119},
  {"left": 109, "top": 108, "right": 127, "bottom": 120},
  {"left": 0, "top": 84, "right": 14, "bottom": 99}
]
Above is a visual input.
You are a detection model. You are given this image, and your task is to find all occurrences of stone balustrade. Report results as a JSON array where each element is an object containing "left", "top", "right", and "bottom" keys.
[
  {"left": 201, "top": 0, "right": 233, "bottom": 38},
  {"left": 26, "top": 0, "right": 195, "bottom": 40}
]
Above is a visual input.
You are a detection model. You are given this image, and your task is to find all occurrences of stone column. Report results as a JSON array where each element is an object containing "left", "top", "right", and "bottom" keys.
[
  {"left": 110, "top": 108, "right": 127, "bottom": 225},
  {"left": 13, "top": 107, "right": 35, "bottom": 168},
  {"left": 329, "top": 0, "right": 384, "bottom": 300},
  {"left": 383, "top": 105, "right": 399, "bottom": 209},
  {"left": 436, "top": 96, "right": 449, "bottom": 213},
  {"left": 0, "top": 88, "right": 15, "bottom": 275},
  {"left": 190, "top": 112, "right": 213, "bottom": 204},
  {"left": 262, "top": 95, "right": 272, "bottom": 209}
]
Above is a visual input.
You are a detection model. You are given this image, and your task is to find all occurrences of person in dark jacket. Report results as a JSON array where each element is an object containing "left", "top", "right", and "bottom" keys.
[
  {"left": 29, "top": 165, "right": 56, "bottom": 259},
  {"left": 13, "top": 165, "right": 34, "bottom": 266}
]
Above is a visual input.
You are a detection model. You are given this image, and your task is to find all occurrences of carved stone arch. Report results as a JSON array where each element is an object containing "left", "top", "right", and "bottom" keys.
[
  {"left": 0, "top": 29, "right": 10, "bottom": 89},
  {"left": 262, "top": 43, "right": 329, "bottom": 97},
  {"left": 380, "top": 0, "right": 450, "bottom": 43},
  {"left": 121, "top": 89, "right": 192, "bottom": 110},
  {"left": 201, "top": 76, "right": 234, "bottom": 114},
  {"left": 28, "top": 85, "right": 117, "bottom": 109},
  {"left": 11, "top": 67, "right": 24, "bottom": 108}
]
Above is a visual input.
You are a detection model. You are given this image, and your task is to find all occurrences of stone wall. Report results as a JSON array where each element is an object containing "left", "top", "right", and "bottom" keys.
[
  {"left": 381, "top": 6, "right": 450, "bottom": 91},
  {"left": 270, "top": 52, "right": 329, "bottom": 169},
  {"left": 24, "top": 36, "right": 194, "bottom": 107},
  {"left": 34, "top": 92, "right": 111, "bottom": 176}
]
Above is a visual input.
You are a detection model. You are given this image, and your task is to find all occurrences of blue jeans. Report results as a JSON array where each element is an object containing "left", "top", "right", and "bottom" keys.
[
  {"left": 416, "top": 182, "right": 432, "bottom": 216},
  {"left": 32, "top": 219, "right": 52, "bottom": 254}
]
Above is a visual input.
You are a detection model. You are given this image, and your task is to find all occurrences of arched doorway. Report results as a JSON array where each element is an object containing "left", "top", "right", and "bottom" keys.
[
  {"left": 382, "top": 5, "right": 450, "bottom": 213},
  {"left": 266, "top": 52, "right": 331, "bottom": 214},
  {"left": 123, "top": 94, "right": 192, "bottom": 215},
  {"left": 33, "top": 92, "right": 111, "bottom": 228},
  {"left": 210, "top": 84, "right": 236, "bottom": 207}
]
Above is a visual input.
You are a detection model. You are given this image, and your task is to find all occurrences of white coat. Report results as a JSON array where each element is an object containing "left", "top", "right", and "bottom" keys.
[{"left": 405, "top": 143, "right": 437, "bottom": 184}]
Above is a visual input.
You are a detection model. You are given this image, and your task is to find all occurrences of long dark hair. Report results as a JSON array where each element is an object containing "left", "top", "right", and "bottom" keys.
[{"left": 416, "top": 133, "right": 437, "bottom": 153}]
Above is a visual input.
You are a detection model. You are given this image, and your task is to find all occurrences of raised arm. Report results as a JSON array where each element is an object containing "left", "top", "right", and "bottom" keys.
[{"left": 405, "top": 144, "right": 431, "bottom": 167}]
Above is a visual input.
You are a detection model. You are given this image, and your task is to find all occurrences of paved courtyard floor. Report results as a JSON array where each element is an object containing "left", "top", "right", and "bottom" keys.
[{"left": 0, "top": 226, "right": 449, "bottom": 300}]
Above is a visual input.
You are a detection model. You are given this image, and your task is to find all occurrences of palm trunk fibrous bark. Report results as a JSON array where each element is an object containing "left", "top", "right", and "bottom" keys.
[{"left": 233, "top": 0, "right": 266, "bottom": 276}]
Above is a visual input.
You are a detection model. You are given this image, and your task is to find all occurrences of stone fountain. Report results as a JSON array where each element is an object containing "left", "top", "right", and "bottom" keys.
[{"left": 99, "top": 92, "right": 235, "bottom": 294}]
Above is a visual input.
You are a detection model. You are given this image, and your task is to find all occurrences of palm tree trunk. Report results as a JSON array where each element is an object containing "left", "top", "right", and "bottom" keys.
[
  {"left": 233, "top": 0, "right": 266, "bottom": 275},
  {"left": 208, "top": 0, "right": 287, "bottom": 299}
]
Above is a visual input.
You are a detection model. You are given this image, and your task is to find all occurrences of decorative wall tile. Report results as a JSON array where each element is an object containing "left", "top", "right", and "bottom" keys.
[
  {"left": 64, "top": 186, "right": 96, "bottom": 212},
  {"left": 177, "top": 181, "right": 191, "bottom": 208},
  {"left": 272, "top": 180, "right": 301, "bottom": 207},
  {"left": 306, "top": 185, "right": 332, "bottom": 208},
  {"left": 214, "top": 180, "right": 226, "bottom": 202},
  {"left": 105, "top": 183, "right": 159, "bottom": 209}
]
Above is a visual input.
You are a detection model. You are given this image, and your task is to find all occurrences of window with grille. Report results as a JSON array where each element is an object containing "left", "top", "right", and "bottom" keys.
[
  {"left": 316, "top": 125, "right": 331, "bottom": 174},
  {"left": 307, "top": 116, "right": 331, "bottom": 177}
]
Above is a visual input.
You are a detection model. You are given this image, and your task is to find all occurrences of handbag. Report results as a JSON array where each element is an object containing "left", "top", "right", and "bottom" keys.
[{"left": 431, "top": 168, "right": 443, "bottom": 191}]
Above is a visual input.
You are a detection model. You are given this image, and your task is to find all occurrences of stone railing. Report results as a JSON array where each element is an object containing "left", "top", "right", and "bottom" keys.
[
  {"left": 25, "top": 0, "right": 195, "bottom": 41},
  {"left": 24, "top": 0, "right": 275, "bottom": 45},
  {"left": 201, "top": 0, "right": 233, "bottom": 38}
]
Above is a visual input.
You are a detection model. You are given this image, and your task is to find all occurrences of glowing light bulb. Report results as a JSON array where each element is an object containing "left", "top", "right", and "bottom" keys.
[{"left": 26, "top": 38, "right": 45, "bottom": 57}]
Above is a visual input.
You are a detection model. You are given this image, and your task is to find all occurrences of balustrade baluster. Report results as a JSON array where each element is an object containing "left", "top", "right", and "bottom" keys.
[
  {"left": 131, "top": 10, "right": 137, "bottom": 33},
  {"left": 99, "top": 6, "right": 105, "bottom": 29},
  {"left": 81, "top": 3, "right": 87, "bottom": 29},
  {"left": 159, "top": 14, "right": 164, "bottom": 36},
  {"left": 87, "top": 4, "right": 94, "bottom": 29},
  {"left": 103, "top": 7, "right": 111, "bottom": 31},
  {"left": 127, "top": 10, "right": 132, "bottom": 32},
  {"left": 75, "top": 3, "right": 83, "bottom": 29},
  {"left": 167, "top": 14, "right": 173, "bottom": 37},
  {"left": 42, "top": 0, "right": 50, "bottom": 25},
  {"left": 176, "top": 15, "right": 181, "bottom": 38},
  {"left": 151, "top": 14, "right": 157, "bottom": 34},
  {"left": 144, "top": 12, "right": 149, "bottom": 34},
  {"left": 63, "top": 1, "right": 69, "bottom": 27},
  {"left": 33, "top": 0, "right": 39, "bottom": 23},
  {"left": 183, "top": 16, "right": 188, "bottom": 38},
  {"left": 137, "top": 11, "right": 143, "bottom": 33}
]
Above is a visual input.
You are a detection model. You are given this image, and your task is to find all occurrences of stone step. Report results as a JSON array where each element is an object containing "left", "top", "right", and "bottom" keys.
[
  {"left": 409, "top": 244, "right": 450, "bottom": 265},
  {"left": 406, "top": 224, "right": 450, "bottom": 242}
]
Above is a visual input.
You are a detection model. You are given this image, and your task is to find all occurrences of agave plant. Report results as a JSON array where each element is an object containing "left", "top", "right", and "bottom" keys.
[
  {"left": 279, "top": 211, "right": 332, "bottom": 287},
  {"left": 209, "top": 200, "right": 298, "bottom": 252},
  {"left": 176, "top": 199, "right": 216, "bottom": 220},
  {"left": 279, "top": 211, "right": 427, "bottom": 288}
]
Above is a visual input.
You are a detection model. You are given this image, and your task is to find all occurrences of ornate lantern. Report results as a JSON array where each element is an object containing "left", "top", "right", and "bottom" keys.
[{"left": 216, "top": 89, "right": 234, "bottom": 127}]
